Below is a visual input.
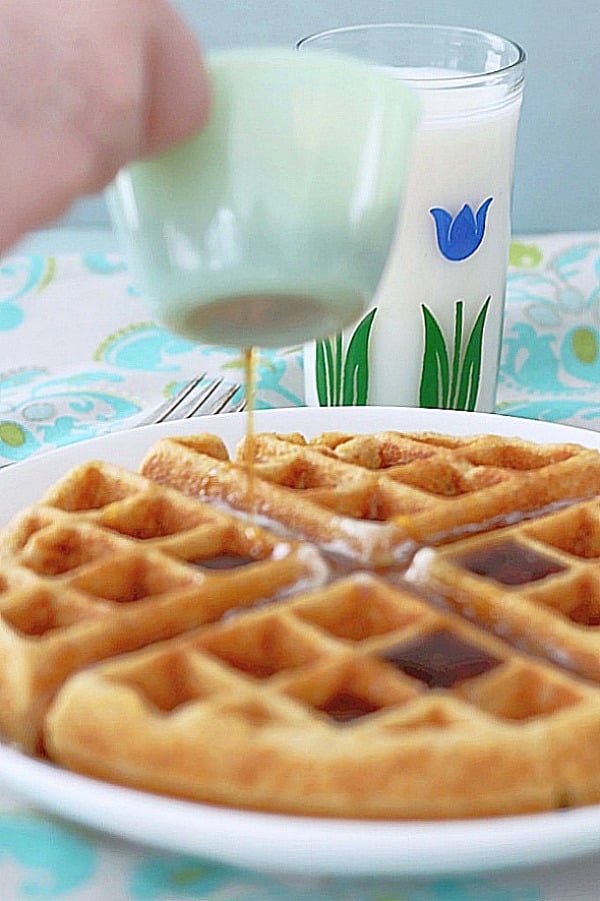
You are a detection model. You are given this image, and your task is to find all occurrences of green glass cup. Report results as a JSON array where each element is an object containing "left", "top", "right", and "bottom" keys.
[{"left": 107, "top": 48, "right": 418, "bottom": 348}]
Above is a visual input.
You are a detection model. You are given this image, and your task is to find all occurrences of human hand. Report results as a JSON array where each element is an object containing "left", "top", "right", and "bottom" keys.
[{"left": 0, "top": 0, "right": 211, "bottom": 251}]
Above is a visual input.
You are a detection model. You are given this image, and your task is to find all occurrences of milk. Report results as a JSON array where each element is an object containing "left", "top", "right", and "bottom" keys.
[{"left": 304, "top": 60, "right": 525, "bottom": 412}]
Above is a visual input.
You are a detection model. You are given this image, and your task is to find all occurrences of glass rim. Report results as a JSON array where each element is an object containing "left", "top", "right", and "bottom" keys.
[{"left": 296, "top": 22, "right": 527, "bottom": 85}]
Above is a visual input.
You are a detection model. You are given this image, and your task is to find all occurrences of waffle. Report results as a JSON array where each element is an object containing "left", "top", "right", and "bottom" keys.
[
  {"left": 406, "top": 496, "right": 600, "bottom": 684},
  {"left": 139, "top": 430, "right": 600, "bottom": 564},
  {"left": 45, "top": 573, "right": 600, "bottom": 818},
  {"left": 3, "top": 426, "right": 600, "bottom": 820},
  {"left": 0, "top": 460, "right": 328, "bottom": 752}
]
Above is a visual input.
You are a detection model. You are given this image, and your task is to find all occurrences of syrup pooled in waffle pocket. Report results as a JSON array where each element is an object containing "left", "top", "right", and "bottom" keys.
[{"left": 2, "top": 427, "right": 600, "bottom": 817}]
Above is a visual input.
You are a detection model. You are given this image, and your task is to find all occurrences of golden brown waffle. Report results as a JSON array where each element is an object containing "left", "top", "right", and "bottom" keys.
[
  {"left": 45, "top": 573, "right": 600, "bottom": 818},
  {"left": 139, "top": 430, "right": 600, "bottom": 565},
  {"left": 3, "top": 427, "right": 600, "bottom": 821},
  {"left": 0, "top": 460, "right": 328, "bottom": 752},
  {"left": 406, "top": 496, "right": 600, "bottom": 684}
]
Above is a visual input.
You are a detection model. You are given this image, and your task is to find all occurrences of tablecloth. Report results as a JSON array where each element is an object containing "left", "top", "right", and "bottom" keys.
[{"left": 0, "top": 231, "right": 599, "bottom": 900}]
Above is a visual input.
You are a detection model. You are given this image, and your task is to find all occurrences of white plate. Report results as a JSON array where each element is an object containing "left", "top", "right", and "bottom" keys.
[{"left": 1, "top": 406, "right": 600, "bottom": 877}]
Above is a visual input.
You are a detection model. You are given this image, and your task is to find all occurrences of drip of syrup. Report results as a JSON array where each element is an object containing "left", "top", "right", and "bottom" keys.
[{"left": 243, "top": 346, "right": 257, "bottom": 514}]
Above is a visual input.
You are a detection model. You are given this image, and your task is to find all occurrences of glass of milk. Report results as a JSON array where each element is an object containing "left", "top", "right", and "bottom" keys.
[
  {"left": 298, "top": 24, "right": 526, "bottom": 412},
  {"left": 106, "top": 48, "right": 418, "bottom": 350}
]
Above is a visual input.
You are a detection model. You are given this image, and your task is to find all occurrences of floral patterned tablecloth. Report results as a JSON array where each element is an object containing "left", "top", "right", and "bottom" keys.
[{"left": 0, "top": 231, "right": 599, "bottom": 900}]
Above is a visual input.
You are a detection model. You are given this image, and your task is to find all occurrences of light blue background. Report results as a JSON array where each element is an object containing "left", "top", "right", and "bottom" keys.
[{"left": 37, "top": 0, "right": 600, "bottom": 243}]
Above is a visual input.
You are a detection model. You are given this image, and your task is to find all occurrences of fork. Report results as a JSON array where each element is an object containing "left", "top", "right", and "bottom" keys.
[{"left": 137, "top": 374, "right": 246, "bottom": 426}]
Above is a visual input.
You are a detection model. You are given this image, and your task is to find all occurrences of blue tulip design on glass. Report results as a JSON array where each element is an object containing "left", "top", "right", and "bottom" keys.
[{"left": 430, "top": 197, "right": 493, "bottom": 261}]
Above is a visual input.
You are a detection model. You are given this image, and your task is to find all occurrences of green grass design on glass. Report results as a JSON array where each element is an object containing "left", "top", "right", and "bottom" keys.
[
  {"left": 419, "top": 296, "right": 491, "bottom": 410},
  {"left": 315, "top": 308, "right": 376, "bottom": 406}
]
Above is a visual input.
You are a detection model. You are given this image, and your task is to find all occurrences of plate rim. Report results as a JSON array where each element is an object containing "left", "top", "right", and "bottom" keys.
[
  {"left": 1, "top": 405, "right": 600, "bottom": 877},
  {"left": 2, "top": 740, "right": 600, "bottom": 877}
]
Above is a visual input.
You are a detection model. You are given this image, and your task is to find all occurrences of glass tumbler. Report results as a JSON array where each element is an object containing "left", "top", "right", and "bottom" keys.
[{"left": 299, "top": 24, "right": 526, "bottom": 411}]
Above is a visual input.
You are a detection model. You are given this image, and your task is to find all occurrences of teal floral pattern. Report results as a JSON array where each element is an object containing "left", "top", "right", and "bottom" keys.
[
  {"left": 498, "top": 239, "right": 600, "bottom": 424},
  {"left": 0, "top": 369, "right": 139, "bottom": 464},
  {"left": 0, "top": 256, "right": 54, "bottom": 331},
  {"left": 388, "top": 879, "right": 541, "bottom": 901},
  {"left": 129, "top": 856, "right": 235, "bottom": 899},
  {"left": 127, "top": 861, "right": 542, "bottom": 901},
  {"left": 0, "top": 817, "right": 553, "bottom": 901},
  {"left": 0, "top": 814, "right": 96, "bottom": 898},
  {"left": 95, "top": 323, "right": 196, "bottom": 371}
]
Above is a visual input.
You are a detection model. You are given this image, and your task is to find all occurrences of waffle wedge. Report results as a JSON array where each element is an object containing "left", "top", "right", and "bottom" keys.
[
  {"left": 45, "top": 573, "right": 600, "bottom": 818},
  {"left": 139, "top": 430, "right": 600, "bottom": 564}
]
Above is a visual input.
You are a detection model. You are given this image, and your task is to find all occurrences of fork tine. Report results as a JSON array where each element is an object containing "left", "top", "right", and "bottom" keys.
[
  {"left": 203, "top": 383, "right": 245, "bottom": 416},
  {"left": 182, "top": 377, "right": 224, "bottom": 417},
  {"left": 223, "top": 396, "right": 247, "bottom": 414},
  {"left": 138, "top": 373, "right": 207, "bottom": 426},
  {"left": 139, "top": 374, "right": 243, "bottom": 427}
]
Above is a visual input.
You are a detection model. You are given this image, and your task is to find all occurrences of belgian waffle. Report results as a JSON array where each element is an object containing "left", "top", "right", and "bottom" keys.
[
  {"left": 0, "top": 460, "right": 328, "bottom": 752},
  {"left": 139, "top": 430, "right": 600, "bottom": 564},
  {"left": 2, "top": 427, "right": 600, "bottom": 820},
  {"left": 45, "top": 573, "right": 600, "bottom": 818}
]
